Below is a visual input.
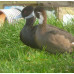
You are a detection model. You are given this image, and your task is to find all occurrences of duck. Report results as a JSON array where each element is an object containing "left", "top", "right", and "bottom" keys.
[
  {"left": 20, "top": 6, "right": 40, "bottom": 49},
  {"left": 34, "top": 6, "right": 74, "bottom": 53}
]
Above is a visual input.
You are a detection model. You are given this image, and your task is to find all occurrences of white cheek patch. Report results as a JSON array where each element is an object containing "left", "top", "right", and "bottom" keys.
[
  {"left": 37, "top": 12, "right": 44, "bottom": 24},
  {"left": 39, "top": 14, "right": 44, "bottom": 24},
  {"left": 25, "top": 11, "right": 35, "bottom": 19}
]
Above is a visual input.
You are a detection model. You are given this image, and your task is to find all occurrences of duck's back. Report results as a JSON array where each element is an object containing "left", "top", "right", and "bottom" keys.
[{"left": 46, "top": 24, "right": 74, "bottom": 42}]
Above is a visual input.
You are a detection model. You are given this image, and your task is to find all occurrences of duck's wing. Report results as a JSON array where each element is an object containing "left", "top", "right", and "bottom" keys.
[
  {"left": 46, "top": 24, "right": 74, "bottom": 42},
  {"left": 46, "top": 30, "right": 57, "bottom": 34}
]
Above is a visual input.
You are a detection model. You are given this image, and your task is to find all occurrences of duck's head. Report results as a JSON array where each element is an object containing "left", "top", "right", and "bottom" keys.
[
  {"left": 34, "top": 6, "right": 47, "bottom": 24},
  {"left": 21, "top": 6, "right": 35, "bottom": 19}
]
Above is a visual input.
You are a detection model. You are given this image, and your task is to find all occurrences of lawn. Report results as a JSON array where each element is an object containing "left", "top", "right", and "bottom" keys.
[{"left": 0, "top": 18, "right": 74, "bottom": 73}]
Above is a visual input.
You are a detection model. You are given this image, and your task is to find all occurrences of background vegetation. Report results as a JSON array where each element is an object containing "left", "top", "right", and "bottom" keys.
[{"left": 0, "top": 17, "right": 74, "bottom": 73}]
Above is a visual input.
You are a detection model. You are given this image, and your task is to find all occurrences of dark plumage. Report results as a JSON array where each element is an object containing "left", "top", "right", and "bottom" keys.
[{"left": 20, "top": 6, "right": 39, "bottom": 49}]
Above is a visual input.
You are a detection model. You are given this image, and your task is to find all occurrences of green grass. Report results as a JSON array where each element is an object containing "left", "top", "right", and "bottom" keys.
[{"left": 0, "top": 18, "right": 74, "bottom": 73}]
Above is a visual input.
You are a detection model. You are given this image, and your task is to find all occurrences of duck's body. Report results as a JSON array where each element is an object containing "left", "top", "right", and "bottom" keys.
[
  {"left": 20, "top": 17, "right": 39, "bottom": 48},
  {"left": 20, "top": 6, "right": 39, "bottom": 49},
  {"left": 34, "top": 7, "right": 74, "bottom": 53},
  {"left": 35, "top": 24, "right": 74, "bottom": 53}
]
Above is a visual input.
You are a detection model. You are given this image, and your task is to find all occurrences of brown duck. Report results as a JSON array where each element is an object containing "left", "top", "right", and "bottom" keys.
[{"left": 34, "top": 6, "right": 74, "bottom": 53}]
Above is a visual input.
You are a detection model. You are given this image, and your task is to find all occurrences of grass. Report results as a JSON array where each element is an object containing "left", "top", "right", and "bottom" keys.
[{"left": 0, "top": 17, "right": 74, "bottom": 73}]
